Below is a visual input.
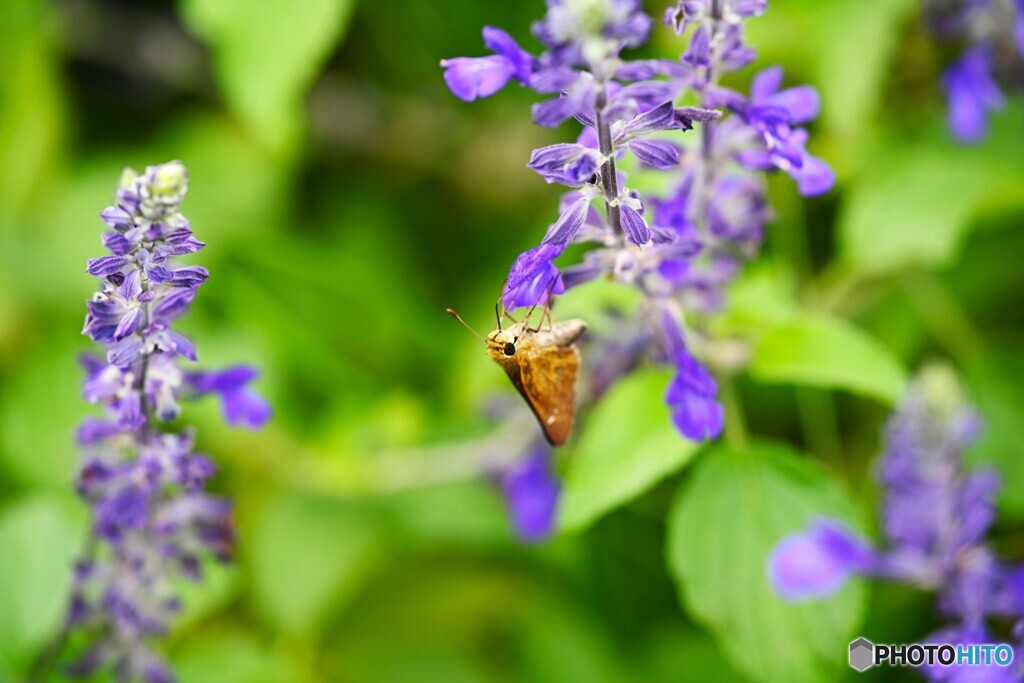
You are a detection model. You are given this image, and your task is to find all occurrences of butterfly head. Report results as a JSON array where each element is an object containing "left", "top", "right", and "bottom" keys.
[{"left": 487, "top": 328, "right": 519, "bottom": 357}]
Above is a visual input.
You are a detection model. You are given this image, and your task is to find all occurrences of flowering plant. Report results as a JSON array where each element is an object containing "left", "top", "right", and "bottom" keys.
[{"left": 35, "top": 162, "right": 271, "bottom": 682}]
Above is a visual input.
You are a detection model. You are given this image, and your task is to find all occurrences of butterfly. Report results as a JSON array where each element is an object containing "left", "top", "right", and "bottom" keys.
[{"left": 448, "top": 307, "right": 586, "bottom": 446}]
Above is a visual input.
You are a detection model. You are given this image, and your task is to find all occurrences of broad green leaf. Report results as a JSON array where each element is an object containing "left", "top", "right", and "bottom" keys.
[
  {"left": 839, "top": 146, "right": 1024, "bottom": 276},
  {"left": 750, "top": 313, "right": 907, "bottom": 405},
  {"left": 0, "top": 334, "right": 85, "bottom": 488},
  {"left": 181, "top": 0, "right": 357, "bottom": 152},
  {"left": 666, "top": 442, "right": 868, "bottom": 683},
  {"left": 559, "top": 367, "right": 702, "bottom": 532},
  {"left": 174, "top": 630, "right": 301, "bottom": 683},
  {"left": 249, "top": 491, "right": 385, "bottom": 634},
  {"left": 0, "top": 0, "right": 67, "bottom": 222},
  {"left": 965, "top": 353, "right": 1024, "bottom": 518},
  {"left": 0, "top": 493, "right": 85, "bottom": 676}
]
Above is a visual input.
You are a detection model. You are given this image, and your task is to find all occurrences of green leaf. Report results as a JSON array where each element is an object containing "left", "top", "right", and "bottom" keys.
[
  {"left": 666, "top": 442, "right": 868, "bottom": 683},
  {"left": 965, "top": 353, "right": 1024, "bottom": 519},
  {"left": 750, "top": 313, "right": 907, "bottom": 405},
  {"left": 174, "top": 629, "right": 301, "bottom": 683},
  {"left": 181, "top": 0, "right": 357, "bottom": 152},
  {"left": 559, "top": 367, "right": 702, "bottom": 532},
  {"left": 839, "top": 146, "right": 1024, "bottom": 276},
  {"left": 249, "top": 491, "right": 385, "bottom": 634},
  {"left": 0, "top": 334, "right": 85, "bottom": 487},
  {"left": 0, "top": 493, "right": 85, "bottom": 676}
]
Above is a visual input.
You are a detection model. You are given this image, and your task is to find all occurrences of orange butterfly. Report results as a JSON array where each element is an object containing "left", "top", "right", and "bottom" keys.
[{"left": 448, "top": 307, "right": 586, "bottom": 446}]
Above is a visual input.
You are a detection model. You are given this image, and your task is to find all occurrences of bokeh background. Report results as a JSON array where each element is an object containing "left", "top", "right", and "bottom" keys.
[{"left": 1, "top": 0, "right": 1023, "bottom": 681}]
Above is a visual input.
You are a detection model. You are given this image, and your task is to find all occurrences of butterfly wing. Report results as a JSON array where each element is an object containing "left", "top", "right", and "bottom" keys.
[{"left": 518, "top": 345, "right": 580, "bottom": 446}]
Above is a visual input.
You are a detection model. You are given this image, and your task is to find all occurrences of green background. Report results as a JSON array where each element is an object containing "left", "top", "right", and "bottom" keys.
[{"left": 1, "top": 0, "right": 1023, "bottom": 681}]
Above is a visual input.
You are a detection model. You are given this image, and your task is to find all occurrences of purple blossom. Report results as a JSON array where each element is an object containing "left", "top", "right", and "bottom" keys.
[
  {"left": 944, "top": 48, "right": 1004, "bottom": 142},
  {"left": 500, "top": 444, "right": 561, "bottom": 543},
  {"left": 768, "top": 367, "right": 1024, "bottom": 667},
  {"left": 768, "top": 519, "right": 876, "bottom": 601},
  {"left": 925, "top": 0, "right": 1022, "bottom": 144},
  {"left": 443, "top": 0, "right": 838, "bottom": 457},
  {"left": 187, "top": 366, "right": 272, "bottom": 429},
  {"left": 65, "top": 162, "right": 270, "bottom": 681}
]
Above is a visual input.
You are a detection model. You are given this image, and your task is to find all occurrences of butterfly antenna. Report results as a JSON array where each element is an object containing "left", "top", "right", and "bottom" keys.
[
  {"left": 446, "top": 308, "right": 484, "bottom": 341},
  {"left": 495, "top": 302, "right": 502, "bottom": 331}
]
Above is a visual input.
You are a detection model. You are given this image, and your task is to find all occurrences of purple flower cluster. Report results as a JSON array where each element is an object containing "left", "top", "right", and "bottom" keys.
[
  {"left": 924, "top": 0, "right": 1024, "bottom": 142},
  {"left": 69, "top": 162, "right": 269, "bottom": 682},
  {"left": 768, "top": 366, "right": 1024, "bottom": 681},
  {"left": 441, "top": 0, "right": 833, "bottom": 447}
]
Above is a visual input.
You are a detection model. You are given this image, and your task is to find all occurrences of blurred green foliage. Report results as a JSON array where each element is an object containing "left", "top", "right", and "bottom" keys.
[{"left": 1, "top": 0, "right": 1022, "bottom": 681}]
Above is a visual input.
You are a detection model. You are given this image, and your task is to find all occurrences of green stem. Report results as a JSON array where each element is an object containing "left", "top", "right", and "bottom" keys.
[
  {"left": 718, "top": 375, "right": 749, "bottom": 452},
  {"left": 901, "top": 272, "right": 985, "bottom": 362}
]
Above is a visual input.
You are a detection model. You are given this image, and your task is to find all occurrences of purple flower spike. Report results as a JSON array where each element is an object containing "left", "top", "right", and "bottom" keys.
[
  {"left": 500, "top": 445, "right": 560, "bottom": 544},
  {"left": 768, "top": 519, "right": 875, "bottom": 601},
  {"left": 70, "top": 162, "right": 269, "bottom": 681}
]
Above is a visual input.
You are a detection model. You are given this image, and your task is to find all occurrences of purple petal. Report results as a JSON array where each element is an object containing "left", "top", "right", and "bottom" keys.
[
  {"left": 146, "top": 265, "right": 173, "bottom": 283},
  {"left": 502, "top": 242, "right": 567, "bottom": 310},
  {"left": 529, "top": 67, "right": 580, "bottom": 94},
  {"left": 117, "top": 269, "right": 142, "bottom": 301},
  {"left": 751, "top": 65, "right": 783, "bottom": 102},
  {"left": 672, "top": 106, "right": 722, "bottom": 131},
  {"left": 619, "top": 205, "right": 652, "bottom": 246},
  {"left": 682, "top": 27, "right": 711, "bottom": 67},
  {"left": 482, "top": 26, "right": 533, "bottom": 83},
  {"left": 543, "top": 195, "right": 591, "bottom": 244},
  {"left": 117, "top": 392, "right": 143, "bottom": 429},
  {"left": 528, "top": 143, "right": 598, "bottom": 184},
  {"left": 532, "top": 95, "right": 575, "bottom": 128},
  {"left": 767, "top": 86, "right": 820, "bottom": 124},
  {"left": 86, "top": 255, "right": 128, "bottom": 277},
  {"left": 76, "top": 419, "right": 122, "bottom": 445},
  {"left": 114, "top": 307, "right": 142, "bottom": 340},
  {"left": 95, "top": 486, "right": 150, "bottom": 541},
  {"left": 628, "top": 139, "right": 682, "bottom": 169},
  {"left": 190, "top": 366, "right": 259, "bottom": 393},
  {"left": 500, "top": 445, "right": 560, "bottom": 544},
  {"left": 165, "top": 331, "right": 197, "bottom": 361},
  {"left": 791, "top": 151, "right": 835, "bottom": 196},
  {"left": 440, "top": 56, "right": 515, "bottom": 102},
  {"left": 944, "top": 48, "right": 1004, "bottom": 143},
  {"left": 222, "top": 389, "right": 272, "bottom": 429},
  {"left": 102, "top": 232, "right": 132, "bottom": 255},
  {"left": 1018, "top": 0, "right": 1024, "bottom": 57},
  {"left": 100, "top": 206, "right": 133, "bottom": 231},
  {"left": 768, "top": 519, "right": 875, "bottom": 601},
  {"left": 153, "top": 289, "right": 195, "bottom": 320},
  {"left": 107, "top": 337, "right": 143, "bottom": 367},
  {"left": 619, "top": 101, "right": 675, "bottom": 140},
  {"left": 665, "top": 347, "right": 722, "bottom": 441},
  {"left": 167, "top": 266, "right": 209, "bottom": 288}
]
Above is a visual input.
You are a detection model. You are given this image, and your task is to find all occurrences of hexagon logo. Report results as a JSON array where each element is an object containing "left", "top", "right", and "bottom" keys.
[{"left": 849, "top": 637, "right": 874, "bottom": 672}]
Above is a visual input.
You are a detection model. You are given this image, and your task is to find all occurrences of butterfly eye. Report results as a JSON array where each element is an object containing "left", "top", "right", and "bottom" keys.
[{"left": 503, "top": 342, "right": 516, "bottom": 356}]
